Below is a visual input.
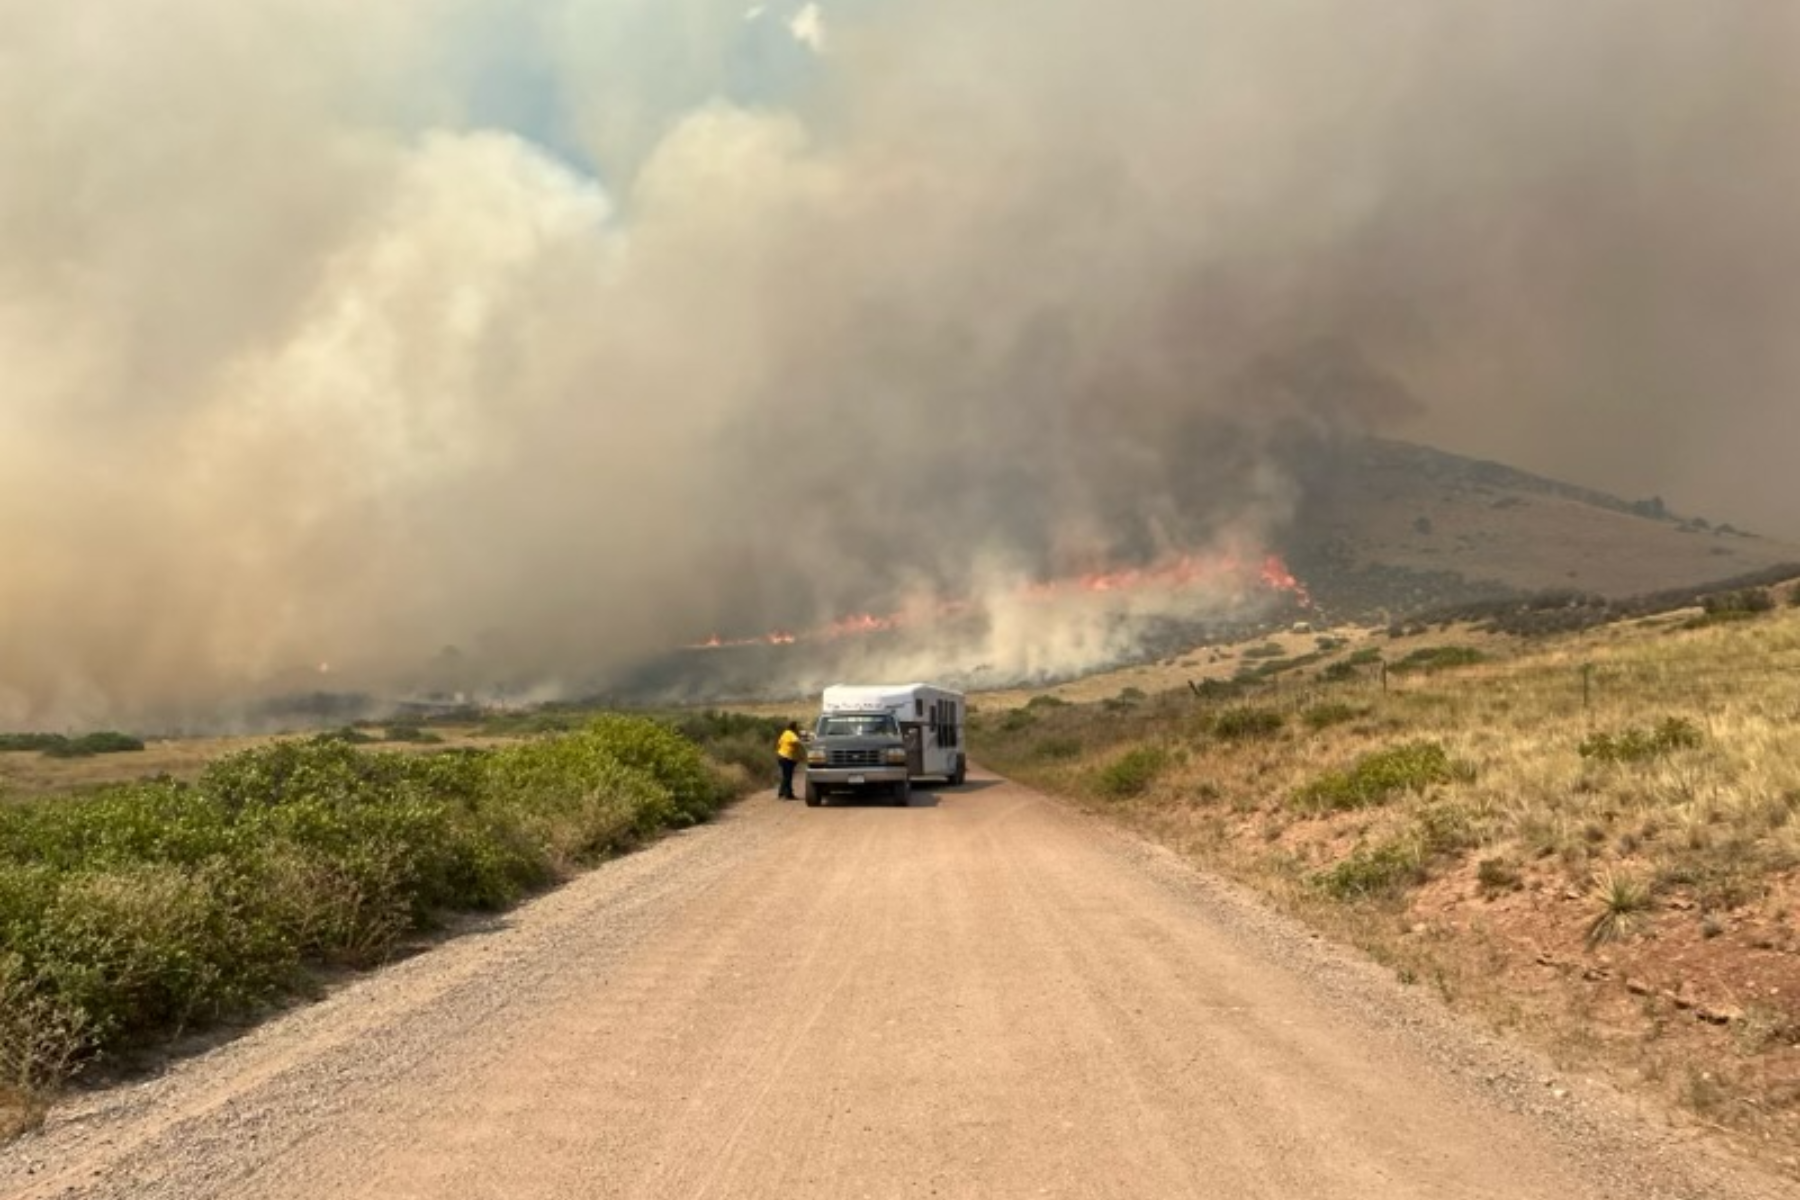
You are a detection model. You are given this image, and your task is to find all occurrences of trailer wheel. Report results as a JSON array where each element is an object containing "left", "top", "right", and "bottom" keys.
[
  {"left": 893, "top": 779, "right": 911, "bottom": 807},
  {"left": 949, "top": 758, "right": 966, "bottom": 787},
  {"left": 804, "top": 781, "right": 822, "bottom": 807}
]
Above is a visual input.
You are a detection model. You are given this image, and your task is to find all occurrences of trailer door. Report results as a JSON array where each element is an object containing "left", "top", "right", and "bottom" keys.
[{"left": 901, "top": 723, "right": 924, "bottom": 776}]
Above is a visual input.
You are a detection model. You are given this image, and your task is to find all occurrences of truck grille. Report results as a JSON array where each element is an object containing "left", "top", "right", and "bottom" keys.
[{"left": 826, "top": 748, "right": 883, "bottom": 767}]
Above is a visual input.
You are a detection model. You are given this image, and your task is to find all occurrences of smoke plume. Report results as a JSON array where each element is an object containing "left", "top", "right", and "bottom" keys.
[{"left": 2, "top": 1, "right": 1796, "bottom": 726}]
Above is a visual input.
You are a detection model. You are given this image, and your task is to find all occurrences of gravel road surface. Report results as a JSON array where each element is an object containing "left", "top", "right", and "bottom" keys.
[{"left": 1, "top": 770, "right": 1786, "bottom": 1199}]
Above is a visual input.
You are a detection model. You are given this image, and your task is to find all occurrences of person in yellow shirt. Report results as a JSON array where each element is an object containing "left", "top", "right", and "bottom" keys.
[{"left": 776, "top": 721, "right": 804, "bottom": 799}]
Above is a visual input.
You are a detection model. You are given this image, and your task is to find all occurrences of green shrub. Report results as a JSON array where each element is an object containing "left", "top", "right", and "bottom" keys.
[
  {"left": 1094, "top": 746, "right": 1171, "bottom": 798},
  {"left": 2, "top": 732, "right": 146, "bottom": 759},
  {"left": 1414, "top": 801, "right": 1485, "bottom": 855},
  {"left": 1477, "top": 857, "right": 1522, "bottom": 893},
  {"left": 1025, "top": 694, "right": 1069, "bottom": 710},
  {"left": 1241, "top": 642, "right": 1286, "bottom": 660},
  {"left": 1702, "top": 588, "right": 1774, "bottom": 616},
  {"left": 1301, "top": 702, "right": 1364, "bottom": 731},
  {"left": 33, "top": 863, "right": 293, "bottom": 1041},
  {"left": 1293, "top": 741, "right": 1468, "bottom": 812},
  {"left": 1211, "top": 707, "right": 1285, "bottom": 742},
  {"left": 672, "top": 710, "right": 789, "bottom": 787},
  {"left": 0, "top": 716, "right": 752, "bottom": 1096},
  {"left": 1188, "top": 678, "right": 1245, "bottom": 701},
  {"left": 1389, "top": 646, "right": 1485, "bottom": 674},
  {"left": 1578, "top": 717, "right": 1703, "bottom": 765},
  {"left": 1032, "top": 736, "right": 1084, "bottom": 761},
  {"left": 40, "top": 732, "right": 145, "bottom": 759},
  {"left": 311, "top": 727, "right": 379, "bottom": 746},
  {"left": 0, "top": 734, "right": 65, "bottom": 754},
  {"left": 1313, "top": 839, "right": 1427, "bottom": 900},
  {"left": 0, "top": 951, "right": 93, "bottom": 1100},
  {"left": 382, "top": 725, "right": 443, "bottom": 744},
  {"left": 1000, "top": 709, "right": 1037, "bottom": 733},
  {"left": 478, "top": 710, "right": 586, "bottom": 737},
  {"left": 579, "top": 715, "right": 727, "bottom": 826}
]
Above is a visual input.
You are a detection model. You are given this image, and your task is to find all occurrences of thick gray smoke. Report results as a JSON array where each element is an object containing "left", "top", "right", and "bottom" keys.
[{"left": 2, "top": 1, "right": 1796, "bottom": 726}]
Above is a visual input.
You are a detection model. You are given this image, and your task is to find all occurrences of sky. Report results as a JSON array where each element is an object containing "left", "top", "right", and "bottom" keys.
[{"left": 2, "top": 1, "right": 1797, "bottom": 727}]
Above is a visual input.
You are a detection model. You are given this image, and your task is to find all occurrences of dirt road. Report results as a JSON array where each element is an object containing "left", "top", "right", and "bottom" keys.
[{"left": 1, "top": 772, "right": 1785, "bottom": 1199}]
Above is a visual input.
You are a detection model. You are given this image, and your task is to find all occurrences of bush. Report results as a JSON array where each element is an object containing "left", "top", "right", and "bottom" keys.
[
  {"left": 1025, "top": 694, "right": 1069, "bottom": 710},
  {"left": 311, "top": 727, "right": 380, "bottom": 746},
  {"left": 999, "top": 709, "right": 1037, "bottom": 733},
  {"left": 0, "top": 717, "right": 754, "bottom": 1100},
  {"left": 1187, "top": 679, "right": 1245, "bottom": 701},
  {"left": 0, "top": 734, "right": 65, "bottom": 754},
  {"left": 1, "top": 732, "right": 145, "bottom": 759},
  {"left": 673, "top": 710, "right": 789, "bottom": 788},
  {"left": 1301, "top": 702, "right": 1364, "bottom": 731},
  {"left": 1389, "top": 646, "right": 1485, "bottom": 674},
  {"left": 1211, "top": 707, "right": 1285, "bottom": 742},
  {"left": 1241, "top": 643, "right": 1287, "bottom": 660},
  {"left": 1032, "top": 736, "right": 1084, "bottom": 761},
  {"left": 1094, "top": 746, "right": 1171, "bottom": 799},
  {"left": 1578, "top": 718, "right": 1703, "bottom": 765},
  {"left": 580, "top": 715, "right": 730, "bottom": 826},
  {"left": 1702, "top": 588, "right": 1774, "bottom": 616},
  {"left": 41, "top": 732, "right": 146, "bottom": 759},
  {"left": 1477, "top": 857, "right": 1522, "bottom": 893},
  {"left": 1313, "top": 839, "right": 1427, "bottom": 900},
  {"left": 1293, "top": 741, "right": 1468, "bottom": 812}
]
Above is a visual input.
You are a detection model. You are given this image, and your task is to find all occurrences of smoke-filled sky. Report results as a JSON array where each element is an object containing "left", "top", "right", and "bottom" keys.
[{"left": 3, "top": 1, "right": 1798, "bottom": 726}]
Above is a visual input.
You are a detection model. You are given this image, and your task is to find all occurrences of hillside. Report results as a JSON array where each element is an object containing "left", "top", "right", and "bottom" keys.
[
  {"left": 972, "top": 589, "right": 1800, "bottom": 1172},
  {"left": 1289, "top": 439, "right": 1800, "bottom": 614}
]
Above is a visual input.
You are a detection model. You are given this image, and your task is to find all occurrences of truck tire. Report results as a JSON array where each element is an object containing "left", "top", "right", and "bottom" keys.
[
  {"left": 949, "top": 758, "right": 966, "bottom": 787},
  {"left": 804, "top": 781, "right": 822, "bottom": 807},
  {"left": 893, "top": 778, "right": 911, "bottom": 807}
]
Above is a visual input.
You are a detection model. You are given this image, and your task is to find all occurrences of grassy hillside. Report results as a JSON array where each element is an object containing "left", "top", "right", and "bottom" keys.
[
  {"left": 1292, "top": 439, "right": 1800, "bottom": 607},
  {"left": 973, "top": 581, "right": 1800, "bottom": 1164}
]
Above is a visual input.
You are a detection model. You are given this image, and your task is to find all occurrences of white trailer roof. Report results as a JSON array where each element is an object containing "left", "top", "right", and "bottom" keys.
[{"left": 821, "top": 683, "right": 962, "bottom": 712}]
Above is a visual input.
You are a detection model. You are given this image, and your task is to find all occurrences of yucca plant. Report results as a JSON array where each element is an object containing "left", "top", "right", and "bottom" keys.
[{"left": 1585, "top": 869, "right": 1655, "bottom": 947}]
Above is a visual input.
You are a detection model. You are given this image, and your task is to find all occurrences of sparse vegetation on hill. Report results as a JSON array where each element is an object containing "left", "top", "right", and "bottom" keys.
[
  {"left": 0, "top": 732, "right": 145, "bottom": 759},
  {"left": 0, "top": 715, "right": 758, "bottom": 1136},
  {"left": 972, "top": 596, "right": 1800, "bottom": 1155}
]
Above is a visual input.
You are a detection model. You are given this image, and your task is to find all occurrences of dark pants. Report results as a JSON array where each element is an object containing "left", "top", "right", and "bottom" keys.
[{"left": 778, "top": 756, "right": 798, "bottom": 798}]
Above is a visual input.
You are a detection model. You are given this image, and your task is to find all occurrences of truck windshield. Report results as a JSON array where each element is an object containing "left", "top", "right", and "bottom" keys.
[{"left": 817, "top": 713, "right": 898, "bottom": 738}]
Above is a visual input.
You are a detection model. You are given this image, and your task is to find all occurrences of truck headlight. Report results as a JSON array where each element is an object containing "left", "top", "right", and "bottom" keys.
[
  {"left": 883, "top": 748, "right": 907, "bottom": 765},
  {"left": 807, "top": 748, "right": 826, "bottom": 764}
]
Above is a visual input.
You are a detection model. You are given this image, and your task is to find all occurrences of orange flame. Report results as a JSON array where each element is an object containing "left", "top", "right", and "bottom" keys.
[{"left": 685, "top": 550, "right": 1310, "bottom": 650}]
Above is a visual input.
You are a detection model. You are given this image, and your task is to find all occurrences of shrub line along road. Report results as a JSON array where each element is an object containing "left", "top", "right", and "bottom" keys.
[{"left": 0, "top": 770, "right": 1786, "bottom": 1199}]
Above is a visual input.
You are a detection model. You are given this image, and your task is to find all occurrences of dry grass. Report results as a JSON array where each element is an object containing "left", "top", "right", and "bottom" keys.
[{"left": 975, "top": 597, "right": 1800, "bottom": 1165}]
